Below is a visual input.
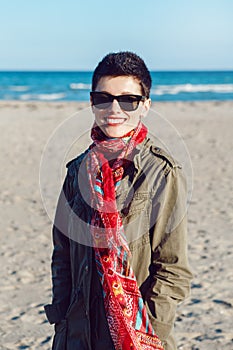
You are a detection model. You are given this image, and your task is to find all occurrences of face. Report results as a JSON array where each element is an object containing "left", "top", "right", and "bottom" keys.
[{"left": 91, "top": 76, "right": 151, "bottom": 138}]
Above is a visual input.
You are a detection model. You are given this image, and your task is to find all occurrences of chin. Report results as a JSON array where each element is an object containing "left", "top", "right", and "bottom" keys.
[{"left": 103, "top": 126, "right": 128, "bottom": 138}]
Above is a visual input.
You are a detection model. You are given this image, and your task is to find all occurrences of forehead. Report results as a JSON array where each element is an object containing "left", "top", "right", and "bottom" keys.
[{"left": 95, "top": 75, "right": 142, "bottom": 94}]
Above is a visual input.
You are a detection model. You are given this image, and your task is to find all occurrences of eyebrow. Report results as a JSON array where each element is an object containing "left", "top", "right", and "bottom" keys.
[{"left": 96, "top": 91, "right": 140, "bottom": 95}]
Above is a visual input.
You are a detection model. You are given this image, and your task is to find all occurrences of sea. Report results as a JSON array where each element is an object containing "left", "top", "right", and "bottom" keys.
[{"left": 0, "top": 71, "right": 233, "bottom": 102}]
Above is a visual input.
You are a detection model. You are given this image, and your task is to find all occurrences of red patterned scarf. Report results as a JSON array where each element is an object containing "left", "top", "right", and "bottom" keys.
[{"left": 87, "top": 122, "right": 164, "bottom": 350}]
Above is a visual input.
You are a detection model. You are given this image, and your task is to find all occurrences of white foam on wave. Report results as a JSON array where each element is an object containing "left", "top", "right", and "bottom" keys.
[
  {"left": 20, "top": 92, "right": 66, "bottom": 101},
  {"left": 8, "top": 85, "right": 30, "bottom": 92},
  {"left": 152, "top": 84, "right": 233, "bottom": 95},
  {"left": 69, "top": 83, "right": 91, "bottom": 90}
]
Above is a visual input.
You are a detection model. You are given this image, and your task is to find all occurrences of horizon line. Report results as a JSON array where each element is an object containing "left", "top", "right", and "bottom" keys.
[{"left": 0, "top": 68, "right": 233, "bottom": 73}]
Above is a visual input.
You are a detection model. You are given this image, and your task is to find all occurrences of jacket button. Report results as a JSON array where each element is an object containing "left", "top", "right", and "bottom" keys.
[{"left": 85, "top": 265, "right": 89, "bottom": 272}]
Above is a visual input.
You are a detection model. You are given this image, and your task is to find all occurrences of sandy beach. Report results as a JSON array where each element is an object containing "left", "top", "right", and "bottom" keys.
[{"left": 0, "top": 100, "right": 232, "bottom": 349}]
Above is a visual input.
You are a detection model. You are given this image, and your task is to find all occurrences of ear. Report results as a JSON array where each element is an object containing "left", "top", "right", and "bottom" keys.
[
  {"left": 141, "top": 98, "right": 151, "bottom": 118},
  {"left": 90, "top": 95, "right": 95, "bottom": 113}
]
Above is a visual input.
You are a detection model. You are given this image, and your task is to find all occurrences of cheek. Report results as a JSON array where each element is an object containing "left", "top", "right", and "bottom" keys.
[
  {"left": 131, "top": 110, "right": 142, "bottom": 121},
  {"left": 92, "top": 108, "right": 103, "bottom": 119}
]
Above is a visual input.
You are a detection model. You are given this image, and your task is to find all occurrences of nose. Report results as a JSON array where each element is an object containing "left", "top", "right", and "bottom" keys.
[{"left": 109, "top": 98, "right": 122, "bottom": 112}]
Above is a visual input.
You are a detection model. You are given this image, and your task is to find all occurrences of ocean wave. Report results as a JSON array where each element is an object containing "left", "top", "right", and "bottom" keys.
[
  {"left": 20, "top": 92, "right": 66, "bottom": 101},
  {"left": 69, "top": 83, "right": 91, "bottom": 90},
  {"left": 8, "top": 85, "right": 30, "bottom": 92},
  {"left": 151, "top": 84, "right": 233, "bottom": 95}
]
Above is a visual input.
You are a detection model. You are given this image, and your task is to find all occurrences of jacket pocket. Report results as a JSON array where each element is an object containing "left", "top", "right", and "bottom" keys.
[
  {"left": 121, "top": 192, "right": 150, "bottom": 244},
  {"left": 121, "top": 191, "right": 149, "bottom": 216}
]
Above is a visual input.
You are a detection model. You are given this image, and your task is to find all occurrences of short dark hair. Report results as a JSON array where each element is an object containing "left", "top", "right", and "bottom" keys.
[{"left": 92, "top": 51, "right": 152, "bottom": 98}]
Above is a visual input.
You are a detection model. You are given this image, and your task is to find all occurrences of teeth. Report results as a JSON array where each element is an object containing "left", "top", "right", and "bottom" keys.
[{"left": 107, "top": 118, "right": 125, "bottom": 124}]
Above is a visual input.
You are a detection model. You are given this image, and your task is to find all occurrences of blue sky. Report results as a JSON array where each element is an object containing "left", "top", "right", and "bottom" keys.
[{"left": 1, "top": 0, "right": 233, "bottom": 71}]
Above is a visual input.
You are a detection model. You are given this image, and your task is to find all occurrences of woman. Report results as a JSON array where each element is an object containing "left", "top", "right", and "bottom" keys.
[{"left": 44, "top": 51, "right": 192, "bottom": 350}]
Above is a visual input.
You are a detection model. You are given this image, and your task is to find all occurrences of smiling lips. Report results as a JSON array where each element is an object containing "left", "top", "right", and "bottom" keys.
[{"left": 105, "top": 116, "right": 126, "bottom": 125}]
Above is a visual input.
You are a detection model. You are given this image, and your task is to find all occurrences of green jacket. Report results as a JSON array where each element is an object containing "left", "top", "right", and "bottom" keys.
[{"left": 44, "top": 138, "right": 192, "bottom": 350}]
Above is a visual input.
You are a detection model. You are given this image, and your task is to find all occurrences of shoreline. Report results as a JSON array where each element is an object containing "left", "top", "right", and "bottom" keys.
[{"left": 0, "top": 99, "right": 232, "bottom": 104}]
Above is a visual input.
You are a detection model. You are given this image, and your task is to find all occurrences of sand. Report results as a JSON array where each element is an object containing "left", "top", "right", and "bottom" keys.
[{"left": 0, "top": 101, "right": 232, "bottom": 349}]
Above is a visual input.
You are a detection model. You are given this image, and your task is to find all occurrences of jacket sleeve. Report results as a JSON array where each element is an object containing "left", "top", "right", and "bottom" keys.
[
  {"left": 44, "top": 169, "right": 74, "bottom": 325},
  {"left": 145, "top": 165, "right": 193, "bottom": 349}
]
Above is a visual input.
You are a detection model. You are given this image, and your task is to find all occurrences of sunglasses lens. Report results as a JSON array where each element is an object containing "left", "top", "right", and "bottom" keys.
[
  {"left": 118, "top": 95, "right": 141, "bottom": 111},
  {"left": 91, "top": 93, "right": 112, "bottom": 109},
  {"left": 91, "top": 92, "right": 144, "bottom": 111}
]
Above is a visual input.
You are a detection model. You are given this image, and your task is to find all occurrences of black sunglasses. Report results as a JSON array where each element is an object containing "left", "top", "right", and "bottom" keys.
[{"left": 90, "top": 91, "right": 146, "bottom": 112}]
